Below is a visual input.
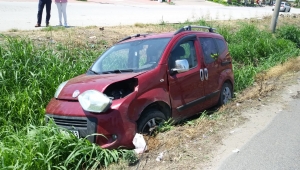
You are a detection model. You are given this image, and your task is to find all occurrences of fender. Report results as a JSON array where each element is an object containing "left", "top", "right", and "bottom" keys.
[
  {"left": 218, "top": 68, "right": 234, "bottom": 90},
  {"left": 126, "top": 87, "right": 171, "bottom": 122}
]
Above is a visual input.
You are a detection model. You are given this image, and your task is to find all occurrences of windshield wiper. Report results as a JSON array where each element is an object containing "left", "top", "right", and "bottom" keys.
[
  {"left": 88, "top": 69, "right": 99, "bottom": 75},
  {"left": 102, "top": 69, "right": 134, "bottom": 74}
]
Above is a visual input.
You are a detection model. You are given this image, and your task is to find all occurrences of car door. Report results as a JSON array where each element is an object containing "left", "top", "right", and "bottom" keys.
[
  {"left": 168, "top": 35, "right": 206, "bottom": 120},
  {"left": 198, "top": 37, "right": 223, "bottom": 107},
  {"left": 287, "top": 3, "right": 291, "bottom": 11}
]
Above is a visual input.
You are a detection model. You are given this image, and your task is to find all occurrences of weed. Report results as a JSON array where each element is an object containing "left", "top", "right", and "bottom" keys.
[{"left": 157, "top": 119, "right": 174, "bottom": 133}]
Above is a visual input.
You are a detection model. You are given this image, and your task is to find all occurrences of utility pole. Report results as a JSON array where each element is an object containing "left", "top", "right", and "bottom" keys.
[{"left": 270, "top": 0, "right": 282, "bottom": 33}]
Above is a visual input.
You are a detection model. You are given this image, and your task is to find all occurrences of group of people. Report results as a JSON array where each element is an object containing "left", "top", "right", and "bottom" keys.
[{"left": 35, "top": 0, "right": 68, "bottom": 27}]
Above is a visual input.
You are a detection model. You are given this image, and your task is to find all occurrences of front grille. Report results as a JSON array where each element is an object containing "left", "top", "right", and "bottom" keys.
[
  {"left": 52, "top": 117, "right": 87, "bottom": 128},
  {"left": 46, "top": 114, "right": 97, "bottom": 143}
]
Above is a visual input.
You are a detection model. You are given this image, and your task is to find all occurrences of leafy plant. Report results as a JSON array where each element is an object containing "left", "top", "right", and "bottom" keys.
[{"left": 276, "top": 25, "right": 300, "bottom": 47}]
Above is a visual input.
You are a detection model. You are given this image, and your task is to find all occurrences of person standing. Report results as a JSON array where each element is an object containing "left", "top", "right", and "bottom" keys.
[
  {"left": 35, "top": 0, "right": 52, "bottom": 27},
  {"left": 55, "top": 0, "right": 68, "bottom": 27}
]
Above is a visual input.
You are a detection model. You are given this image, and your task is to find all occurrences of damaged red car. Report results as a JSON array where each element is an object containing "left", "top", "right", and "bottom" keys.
[{"left": 45, "top": 25, "right": 234, "bottom": 149}]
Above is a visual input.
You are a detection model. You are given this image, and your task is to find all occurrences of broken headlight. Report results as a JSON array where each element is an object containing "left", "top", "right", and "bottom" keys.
[{"left": 78, "top": 90, "right": 112, "bottom": 113}]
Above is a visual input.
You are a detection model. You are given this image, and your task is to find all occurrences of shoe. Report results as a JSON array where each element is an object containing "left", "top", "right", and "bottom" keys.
[
  {"left": 35, "top": 23, "right": 41, "bottom": 27},
  {"left": 46, "top": 23, "right": 49, "bottom": 27}
]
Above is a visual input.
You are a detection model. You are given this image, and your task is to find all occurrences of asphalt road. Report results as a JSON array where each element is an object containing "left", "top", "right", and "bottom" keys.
[
  {"left": 219, "top": 98, "right": 300, "bottom": 170},
  {"left": 1, "top": 0, "right": 300, "bottom": 32}
]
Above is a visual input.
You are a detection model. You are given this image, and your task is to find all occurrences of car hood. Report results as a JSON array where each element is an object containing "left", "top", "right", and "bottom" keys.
[{"left": 57, "top": 72, "right": 144, "bottom": 100}]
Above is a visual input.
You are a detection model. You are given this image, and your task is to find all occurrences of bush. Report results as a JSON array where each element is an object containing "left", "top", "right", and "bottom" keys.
[
  {"left": 217, "top": 23, "right": 300, "bottom": 91},
  {"left": 276, "top": 25, "right": 300, "bottom": 47}
]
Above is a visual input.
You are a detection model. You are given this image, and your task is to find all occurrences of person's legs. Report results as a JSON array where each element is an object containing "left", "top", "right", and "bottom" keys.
[
  {"left": 45, "top": 0, "right": 52, "bottom": 26},
  {"left": 61, "top": 3, "right": 67, "bottom": 26},
  {"left": 56, "top": 2, "right": 63, "bottom": 26},
  {"left": 36, "top": 0, "right": 45, "bottom": 26}
]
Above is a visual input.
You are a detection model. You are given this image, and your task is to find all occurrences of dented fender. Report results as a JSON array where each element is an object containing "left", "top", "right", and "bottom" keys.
[{"left": 127, "top": 87, "right": 171, "bottom": 122}]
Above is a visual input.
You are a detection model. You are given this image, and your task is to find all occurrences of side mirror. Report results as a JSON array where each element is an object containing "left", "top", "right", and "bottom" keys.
[{"left": 171, "top": 59, "right": 189, "bottom": 73}]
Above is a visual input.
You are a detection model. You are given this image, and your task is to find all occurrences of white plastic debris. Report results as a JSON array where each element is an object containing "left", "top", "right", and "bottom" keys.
[
  {"left": 89, "top": 36, "right": 96, "bottom": 39},
  {"left": 132, "top": 133, "right": 147, "bottom": 154},
  {"left": 232, "top": 149, "right": 240, "bottom": 153},
  {"left": 156, "top": 152, "right": 164, "bottom": 161}
]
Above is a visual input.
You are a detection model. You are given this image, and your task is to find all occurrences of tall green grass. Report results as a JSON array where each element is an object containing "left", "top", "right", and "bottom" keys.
[
  {"left": 0, "top": 35, "right": 95, "bottom": 129},
  {"left": 217, "top": 23, "right": 300, "bottom": 91},
  {"left": 0, "top": 34, "right": 135, "bottom": 169},
  {"left": 0, "top": 121, "right": 135, "bottom": 169},
  {"left": 276, "top": 25, "right": 300, "bottom": 48}
]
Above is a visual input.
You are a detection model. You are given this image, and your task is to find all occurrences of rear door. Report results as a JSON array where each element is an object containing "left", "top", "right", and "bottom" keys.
[{"left": 198, "top": 37, "right": 228, "bottom": 107}]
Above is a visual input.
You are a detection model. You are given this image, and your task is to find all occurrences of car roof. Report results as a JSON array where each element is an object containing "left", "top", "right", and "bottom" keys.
[{"left": 117, "top": 25, "right": 222, "bottom": 44}]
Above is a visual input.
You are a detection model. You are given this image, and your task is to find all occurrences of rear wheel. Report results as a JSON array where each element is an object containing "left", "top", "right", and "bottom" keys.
[
  {"left": 288, "top": 8, "right": 291, "bottom": 12},
  {"left": 218, "top": 82, "right": 233, "bottom": 106},
  {"left": 137, "top": 109, "right": 166, "bottom": 135}
]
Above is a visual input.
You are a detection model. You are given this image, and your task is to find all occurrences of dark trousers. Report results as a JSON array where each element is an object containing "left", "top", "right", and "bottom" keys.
[{"left": 37, "top": 0, "right": 52, "bottom": 24}]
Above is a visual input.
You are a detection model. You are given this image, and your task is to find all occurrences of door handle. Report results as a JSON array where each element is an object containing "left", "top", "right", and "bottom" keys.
[
  {"left": 204, "top": 68, "right": 208, "bottom": 80},
  {"left": 200, "top": 69, "right": 204, "bottom": 81}
]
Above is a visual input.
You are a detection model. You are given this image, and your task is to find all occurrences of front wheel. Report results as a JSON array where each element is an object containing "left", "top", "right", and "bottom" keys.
[
  {"left": 218, "top": 82, "right": 233, "bottom": 106},
  {"left": 137, "top": 109, "right": 166, "bottom": 135}
]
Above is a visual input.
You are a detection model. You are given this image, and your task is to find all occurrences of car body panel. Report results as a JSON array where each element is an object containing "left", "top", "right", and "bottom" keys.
[{"left": 45, "top": 26, "right": 234, "bottom": 149}]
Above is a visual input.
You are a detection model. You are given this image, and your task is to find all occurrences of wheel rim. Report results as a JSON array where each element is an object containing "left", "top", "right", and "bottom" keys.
[
  {"left": 222, "top": 86, "right": 232, "bottom": 104},
  {"left": 141, "top": 117, "right": 164, "bottom": 135}
]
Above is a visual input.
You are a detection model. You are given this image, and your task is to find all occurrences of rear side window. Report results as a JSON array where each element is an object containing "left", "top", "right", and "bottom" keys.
[
  {"left": 215, "top": 38, "right": 227, "bottom": 55},
  {"left": 199, "top": 37, "right": 218, "bottom": 64}
]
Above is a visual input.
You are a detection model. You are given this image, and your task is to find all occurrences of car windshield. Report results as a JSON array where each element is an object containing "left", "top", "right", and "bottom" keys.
[{"left": 89, "top": 38, "right": 171, "bottom": 74}]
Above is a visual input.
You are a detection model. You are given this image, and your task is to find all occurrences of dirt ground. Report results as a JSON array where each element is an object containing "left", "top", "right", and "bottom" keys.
[{"left": 1, "top": 17, "right": 300, "bottom": 170}]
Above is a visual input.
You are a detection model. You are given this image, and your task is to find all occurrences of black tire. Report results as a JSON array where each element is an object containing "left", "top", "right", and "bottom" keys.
[
  {"left": 218, "top": 82, "right": 233, "bottom": 106},
  {"left": 288, "top": 8, "right": 291, "bottom": 12},
  {"left": 137, "top": 109, "right": 166, "bottom": 135}
]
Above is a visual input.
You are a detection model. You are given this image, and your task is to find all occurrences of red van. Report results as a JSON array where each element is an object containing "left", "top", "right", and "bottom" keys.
[{"left": 45, "top": 25, "right": 234, "bottom": 149}]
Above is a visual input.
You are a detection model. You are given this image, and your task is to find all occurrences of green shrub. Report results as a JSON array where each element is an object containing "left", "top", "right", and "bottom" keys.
[
  {"left": 217, "top": 23, "right": 300, "bottom": 91},
  {"left": 276, "top": 25, "right": 300, "bottom": 47}
]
